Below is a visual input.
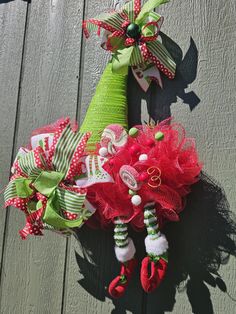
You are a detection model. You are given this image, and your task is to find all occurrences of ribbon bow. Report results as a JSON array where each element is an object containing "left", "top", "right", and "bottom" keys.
[
  {"left": 83, "top": 0, "right": 176, "bottom": 91},
  {"left": 4, "top": 119, "right": 93, "bottom": 239}
]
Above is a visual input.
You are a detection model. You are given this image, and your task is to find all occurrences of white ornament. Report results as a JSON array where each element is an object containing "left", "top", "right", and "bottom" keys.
[
  {"left": 131, "top": 194, "right": 142, "bottom": 206},
  {"left": 99, "top": 147, "right": 108, "bottom": 157},
  {"left": 139, "top": 154, "right": 148, "bottom": 161}
]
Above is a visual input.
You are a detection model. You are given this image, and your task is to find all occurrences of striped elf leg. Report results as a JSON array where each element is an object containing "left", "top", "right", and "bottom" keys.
[
  {"left": 140, "top": 203, "right": 168, "bottom": 293},
  {"left": 108, "top": 218, "right": 137, "bottom": 298}
]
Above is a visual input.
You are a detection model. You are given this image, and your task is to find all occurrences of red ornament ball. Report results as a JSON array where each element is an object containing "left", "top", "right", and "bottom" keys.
[{"left": 129, "top": 144, "right": 141, "bottom": 156}]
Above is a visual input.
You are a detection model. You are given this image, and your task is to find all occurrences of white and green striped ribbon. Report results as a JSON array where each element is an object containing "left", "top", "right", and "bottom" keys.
[
  {"left": 4, "top": 180, "right": 18, "bottom": 202},
  {"left": 18, "top": 151, "right": 42, "bottom": 179},
  {"left": 123, "top": 0, "right": 135, "bottom": 23},
  {"left": 56, "top": 187, "right": 86, "bottom": 214},
  {"left": 100, "top": 11, "right": 124, "bottom": 30},
  {"left": 114, "top": 218, "right": 129, "bottom": 248},
  {"left": 52, "top": 124, "right": 84, "bottom": 176},
  {"left": 85, "top": 11, "right": 124, "bottom": 34}
]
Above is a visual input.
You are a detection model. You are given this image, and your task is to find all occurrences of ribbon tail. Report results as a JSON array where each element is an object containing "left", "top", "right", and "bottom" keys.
[
  {"left": 11, "top": 147, "right": 29, "bottom": 173},
  {"left": 112, "top": 46, "right": 135, "bottom": 75},
  {"left": 4, "top": 178, "right": 32, "bottom": 211},
  {"left": 43, "top": 188, "right": 93, "bottom": 229},
  {"left": 134, "top": 0, "right": 142, "bottom": 19},
  {"left": 122, "top": 0, "right": 142, "bottom": 22},
  {"left": 146, "top": 41, "right": 176, "bottom": 79},
  {"left": 83, "top": 11, "right": 124, "bottom": 38},
  {"left": 143, "top": 66, "right": 163, "bottom": 89},
  {"left": 132, "top": 65, "right": 163, "bottom": 92},
  {"left": 26, "top": 204, "right": 45, "bottom": 224},
  {"left": 136, "top": 0, "right": 169, "bottom": 24},
  {"left": 19, "top": 222, "right": 43, "bottom": 240},
  {"left": 20, "top": 196, "right": 47, "bottom": 239}
]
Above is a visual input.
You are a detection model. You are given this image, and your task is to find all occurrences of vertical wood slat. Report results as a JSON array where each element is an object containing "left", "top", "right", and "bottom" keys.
[
  {"left": 63, "top": 1, "right": 119, "bottom": 312},
  {"left": 0, "top": 1, "right": 85, "bottom": 313},
  {"left": 147, "top": 0, "right": 236, "bottom": 313},
  {"left": 0, "top": 0, "right": 28, "bottom": 281},
  {"left": 63, "top": 1, "right": 146, "bottom": 313}
]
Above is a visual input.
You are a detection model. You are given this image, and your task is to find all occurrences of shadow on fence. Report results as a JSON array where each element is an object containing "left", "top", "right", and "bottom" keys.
[
  {"left": 127, "top": 35, "right": 200, "bottom": 126},
  {"left": 74, "top": 36, "right": 236, "bottom": 314},
  {"left": 145, "top": 172, "right": 236, "bottom": 314},
  {"left": 75, "top": 173, "right": 236, "bottom": 314}
]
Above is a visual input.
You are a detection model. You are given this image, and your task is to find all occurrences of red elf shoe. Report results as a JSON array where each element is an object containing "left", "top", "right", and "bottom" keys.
[
  {"left": 108, "top": 258, "right": 137, "bottom": 298},
  {"left": 140, "top": 256, "right": 168, "bottom": 293}
]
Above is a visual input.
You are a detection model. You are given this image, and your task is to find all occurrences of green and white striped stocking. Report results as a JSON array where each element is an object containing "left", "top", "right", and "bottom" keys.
[
  {"left": 114, "top": 218, "right": 136, "bottom": 263},
  {"left": 144, "top": 203, "right": 168, "bottom": 262}
]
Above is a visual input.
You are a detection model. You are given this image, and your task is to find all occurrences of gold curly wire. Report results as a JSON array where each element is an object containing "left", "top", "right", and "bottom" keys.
[
  {"left": 146, "top": 117, "right": 157, "bottom": 129},
  {"left": 147, "top": 166, "right": 161, "bottom": 188}
]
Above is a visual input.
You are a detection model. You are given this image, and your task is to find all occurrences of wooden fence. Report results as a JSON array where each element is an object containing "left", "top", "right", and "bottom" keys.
[{"left": 0, "top": 0, "right": 235, "bottom": 313}]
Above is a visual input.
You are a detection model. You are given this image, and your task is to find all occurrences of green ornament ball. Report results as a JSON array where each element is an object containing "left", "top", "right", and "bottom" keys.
[
  {"left": 155, "top": 131, "right": 164, "bottom": 141},
  {"left": 126, "top": 23, "right": 141, "bottom": 39},
  {"left": 129, "top": 127, "right": 139, "bottom": 137}
]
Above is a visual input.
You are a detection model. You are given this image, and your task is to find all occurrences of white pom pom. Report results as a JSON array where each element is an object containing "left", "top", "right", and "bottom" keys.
[
  {"left": 139, "top": 154, "right": 148, "bottom": 161},
  {"left": 115, "top": 238, "right": 136, "bottom": 262},
  {"left": 145, "top": 234, "right": 168, "bottom": 256},
  {"left": 99, "top": 147, "right": 108, "bottom": 157},
  {"left": 131, "top": 194, "right": 142, "bottom": 206}
]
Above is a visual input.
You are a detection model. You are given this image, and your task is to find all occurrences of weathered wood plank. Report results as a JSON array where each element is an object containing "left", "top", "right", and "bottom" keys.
[
  {"left": 0, "top": 0, "right": 27, "bottom": 280},
  {"left": 63, "top": 1, "right": 146, "bottom": 313},
  {"left": 0, "top": 1, "right": 85, "bottom": 313},
  {"left": 147, "top": 0, "right": 236, "bottom": 313}
]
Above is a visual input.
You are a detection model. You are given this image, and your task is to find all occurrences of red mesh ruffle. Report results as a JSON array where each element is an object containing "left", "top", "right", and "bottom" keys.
[{"left": 87, "top": 119, "right": 202, "bottom": 229}]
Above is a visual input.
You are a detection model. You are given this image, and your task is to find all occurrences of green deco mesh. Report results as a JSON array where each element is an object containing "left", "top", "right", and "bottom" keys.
[{"left": 80, "top": 62, "right": 128, "bottom": 151}]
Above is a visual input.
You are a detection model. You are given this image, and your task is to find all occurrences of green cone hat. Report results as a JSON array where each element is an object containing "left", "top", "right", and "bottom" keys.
[{"left": 80, "top": 63, "right": 128, "bottom": 151}]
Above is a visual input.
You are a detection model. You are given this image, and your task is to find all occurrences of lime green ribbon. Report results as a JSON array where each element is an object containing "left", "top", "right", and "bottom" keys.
[
  {"left": 15, "top": 171, "right": 64, "bottom": 198},
  {"left": 136, "top": 0, "right": 169, "bottom": 24},
  {"left": 14, "top": 178, "right": 34, "bottom": 198},
  {"left": 14, "top": 171, "right": 90, "bottom": 229},
  {"left": 43, "top": 199, "right": 91, "bottom": 229},
  {"left": 33, "top": 171, "right": 64, "bottom": 197}
]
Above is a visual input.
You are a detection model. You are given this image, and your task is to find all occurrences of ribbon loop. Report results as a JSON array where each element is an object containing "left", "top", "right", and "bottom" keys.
[
  {"left": 14, "top": 178, "right": 34, "bottom": 198},
  {"left": 33, "top": 171, "right": 64, "bottom": 197}
]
